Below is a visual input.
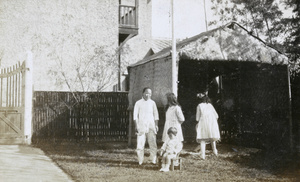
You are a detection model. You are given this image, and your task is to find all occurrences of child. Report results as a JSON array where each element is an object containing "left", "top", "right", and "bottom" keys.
[
  {"left": 162, "top": 93, "right": 185, "bottom": 143},
  {"left": 159, "top": 127, "right": 183, "bottom": 172},
  {"left": 195, "top": 93, "right": 220, "bottom": 160}
]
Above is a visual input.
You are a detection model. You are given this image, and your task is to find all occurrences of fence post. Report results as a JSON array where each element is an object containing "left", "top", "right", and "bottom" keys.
[
  {"left": 24, "top": 51, "right": 33, "bottom": 145},
  {"left": 128, "top": 110, "right": 133, "bottom": 147}
]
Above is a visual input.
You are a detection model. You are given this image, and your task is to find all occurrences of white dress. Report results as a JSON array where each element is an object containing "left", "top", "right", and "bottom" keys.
[
  {"left": 162, "top": 106, "right": 185, "bottom": 142},
  {"left": 196, "top": 103, "right": 220, "bottom": 142}
]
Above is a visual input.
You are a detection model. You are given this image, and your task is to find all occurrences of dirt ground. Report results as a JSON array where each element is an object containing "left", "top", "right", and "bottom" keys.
[{"left": 35, "top": 141, "right": 300, "bottom": 182}]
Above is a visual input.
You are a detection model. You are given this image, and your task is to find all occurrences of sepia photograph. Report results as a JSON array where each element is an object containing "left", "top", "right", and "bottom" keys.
[{"left": 0, "top": 0, "right": 299, "bottom": 181}]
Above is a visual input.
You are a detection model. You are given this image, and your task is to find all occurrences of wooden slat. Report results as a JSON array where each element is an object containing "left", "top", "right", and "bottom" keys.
[
  {"left": 32, "top": 92, "right": 129, "bottom": 141},
  {"left": 5, "top": 68, "right": 8, "bottom": 107},
  {"left": 0, "top": 113, "right": 21, "bottom": 134},
  {"left": 18, "top": 62, "right": 21, "bottom": 107}
]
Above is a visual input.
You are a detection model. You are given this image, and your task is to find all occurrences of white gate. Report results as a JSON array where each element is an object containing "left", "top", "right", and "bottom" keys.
[{"left": 0, "top": 52, "right": 33, "bottom": 144}]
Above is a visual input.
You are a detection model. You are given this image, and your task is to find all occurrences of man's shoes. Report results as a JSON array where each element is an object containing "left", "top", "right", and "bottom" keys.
[
  {"left": 151, "top": 157, "right": 157, "bottom": 164},
  {"left": 163, "top": 168, "right": 169, "bottom": 172},
  {"left": 161, "top": 167, "right": 169, "bottom": 172}
]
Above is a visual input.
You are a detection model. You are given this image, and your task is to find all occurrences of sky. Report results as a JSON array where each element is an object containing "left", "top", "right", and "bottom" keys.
[
  {"left": 151, "top": 0, "right": 294, "bottom": 40},
  {"left": 152, "top": 0, "right": 214, "bottom": 39}
]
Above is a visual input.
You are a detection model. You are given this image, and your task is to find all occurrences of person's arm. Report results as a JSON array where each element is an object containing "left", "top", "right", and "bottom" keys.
[
  {"left": 160, "top": 142, "right": 167, "bottom": 155},
  {"left": 196, "top": 104, "right": 200, "bottom": 122},
  {"left": 176, "top": 106, "right": 185, "bottom": 124},
  {"left": 133, "top": 101, "right": 139, "bottom": 133},
  {"left": 153, "top": 102, "right": 159, "bottom": 132},
  {"left": 210, "top": 104, "right": 219, "bottom": 119},
  {"left": 174, "top": 141, "right": 183, "bottom": 154}
]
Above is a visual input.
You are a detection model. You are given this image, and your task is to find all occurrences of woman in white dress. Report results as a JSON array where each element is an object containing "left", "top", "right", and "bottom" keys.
[
  {"left": 162, "top": 93, "right": 185, "bottom": 143},
  {"left": 196, "top": 93, "right": 220, "bottom": 159}
]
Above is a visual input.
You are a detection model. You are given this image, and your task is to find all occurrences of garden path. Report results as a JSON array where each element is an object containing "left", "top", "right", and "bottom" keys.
[{"left": 0, "top": 145, "right": 73, "bottom": 182}]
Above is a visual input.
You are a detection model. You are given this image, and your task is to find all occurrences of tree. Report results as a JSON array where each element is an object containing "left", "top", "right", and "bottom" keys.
[
  {"left": 211, "top": 0, "right": 283, "bottom": 46},
  {"left": 210, "top": 0, "right": 241, "bottom": 26},
  {"left": 30, "top": 2, "right": 131, "bottom": 105},
  {"left": 282, "top": 0, "right": 300, "bottom": 75},
  {"left": 210, "top": 0, "right": 300, "bottom": 73}
]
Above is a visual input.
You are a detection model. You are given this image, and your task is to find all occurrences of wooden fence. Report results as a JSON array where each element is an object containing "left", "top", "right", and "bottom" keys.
[{"left": 32, "top": 92, "right": 129, "bottom": 142}]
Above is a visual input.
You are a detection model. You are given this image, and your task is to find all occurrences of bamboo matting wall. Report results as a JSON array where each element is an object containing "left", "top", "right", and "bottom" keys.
[
  {"left": 128, "top": 56, "right": 173, "bottom": 110},
  {"left": 177, "top": 60, "right": 291, "bottom": 150},
  {"left": 127, "top": 57, "right": 174, "bottom": 143},
  {"left": 291, "top": 73, "right": 300, "bottom": 152},
  {"left": 128, "top": 57, "right": 292, "bottom": 150},
  {"left": 32, "top": 92, "right": 129, "bottom": 142}
]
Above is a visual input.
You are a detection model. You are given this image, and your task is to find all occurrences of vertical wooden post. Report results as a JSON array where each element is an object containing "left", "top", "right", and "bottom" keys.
[
  {"left": 128, "top": 110, "right": 133, "bottom": 147},
  {"left": 135, "top": 0, "right": 139, "bottom": 28},
  {"left": 24, "top": 51, "right": 33, "bottom": 145},
  {"left": 287, "top": 66, "right": 294, "bottom": 152}
]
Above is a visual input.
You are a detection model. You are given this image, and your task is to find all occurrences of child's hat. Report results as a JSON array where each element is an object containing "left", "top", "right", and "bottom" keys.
[{"left": 167, "top": 127, "right": 177, "bottom": 136}]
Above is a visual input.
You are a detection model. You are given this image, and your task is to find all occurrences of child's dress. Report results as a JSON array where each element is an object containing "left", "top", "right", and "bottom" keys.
[
  {"left": 161, "top": 137, "right": 183, "bottom": 156},
  {"left": 196, "top": 103, "right": 220, "bottom": 143},
  {"left": 162, "top": 106, "right": 185, "bottom": 142}
]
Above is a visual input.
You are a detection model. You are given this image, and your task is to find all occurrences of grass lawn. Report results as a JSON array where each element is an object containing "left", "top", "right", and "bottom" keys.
[{"left": 35, "top": 141, "right": 299, "bottom": 182}]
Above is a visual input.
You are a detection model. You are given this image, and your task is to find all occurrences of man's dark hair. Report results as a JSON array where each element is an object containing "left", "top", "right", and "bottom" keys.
[{"left": 142, "top": 87, "right": 151, "bottom": 93}]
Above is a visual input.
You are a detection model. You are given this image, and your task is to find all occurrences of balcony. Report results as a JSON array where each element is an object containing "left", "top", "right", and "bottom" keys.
[{"left": 119, "top": 5, "right": 138, "bottom": 42}]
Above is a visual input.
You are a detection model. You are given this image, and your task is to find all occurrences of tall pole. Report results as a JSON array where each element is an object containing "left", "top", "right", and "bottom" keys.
[
  {"left": 203, "top": 0, "right": 208, "bottom": 31},
  {"left": 171, "top": 0, "right": 177, "bottom": 96},
  {"left": 24, "top": 51, "right": 33, "bottom": 145}
]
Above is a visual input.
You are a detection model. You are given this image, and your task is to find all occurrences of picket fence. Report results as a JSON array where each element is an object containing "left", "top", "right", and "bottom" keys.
[{"left": 32, "top": 91, "right": 129, "bottom": 142}]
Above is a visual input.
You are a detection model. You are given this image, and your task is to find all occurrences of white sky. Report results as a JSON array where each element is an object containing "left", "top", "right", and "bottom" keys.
[
  {"left": 152, "top": 0, "right": 214, "bottom": 39},
  {"left": 152, "top": 0, "right": 294, "bottom": 40}
]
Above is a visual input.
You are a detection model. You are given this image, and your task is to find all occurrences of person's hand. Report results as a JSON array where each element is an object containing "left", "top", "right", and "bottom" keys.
[
  {"left": 135, "top": 127, "right": 138, "bottom": 135},
  {"left": 155, "top": 125, "right": 159, "bottom": 132}
]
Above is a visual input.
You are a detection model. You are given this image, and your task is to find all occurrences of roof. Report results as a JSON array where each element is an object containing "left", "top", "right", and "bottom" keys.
[
  {"left": 129, "top": 22, "right": 288, "bottom": 68},
  {"left": 151, "top": 38, "right": 172, "bottom": 53}
]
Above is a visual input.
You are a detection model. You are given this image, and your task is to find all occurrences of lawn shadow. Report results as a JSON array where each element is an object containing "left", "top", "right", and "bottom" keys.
[{"left": 223, "top": 146, "right": 300, "bottom": 179}]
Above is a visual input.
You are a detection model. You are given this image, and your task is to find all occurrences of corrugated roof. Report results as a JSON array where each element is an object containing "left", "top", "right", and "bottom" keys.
[
  {"left": 151, "top": 38, "right": 172, "bottom": 53},
  {"left": 129, "top": 22, "right": 288, "bottom": 68}
]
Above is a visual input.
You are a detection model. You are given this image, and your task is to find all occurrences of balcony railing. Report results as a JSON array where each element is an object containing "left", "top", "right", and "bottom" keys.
[{"left": 119, "top": 5, "right": 137, "bottom": 28}]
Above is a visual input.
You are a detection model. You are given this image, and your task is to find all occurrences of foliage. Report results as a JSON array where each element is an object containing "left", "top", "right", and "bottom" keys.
[
  {"left": 282, "top": 0, "right": 300, "bottom": 76},
  {"left": 31, "top": 1, "right": 131, "bottom": 103},
  {"left": 210, "top": 0, "right": 300, "bottom": 76}
]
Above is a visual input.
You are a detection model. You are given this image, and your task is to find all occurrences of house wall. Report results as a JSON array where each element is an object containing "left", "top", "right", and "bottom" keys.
[
  {"left": 119, "top": 0, "right": 153, "bottom": 91},
  {"left": 0, "top": 0, "right": 119, "bottom": 91},
  {"left": 120, "top": 1, "right": 152, "bottom": 66}
]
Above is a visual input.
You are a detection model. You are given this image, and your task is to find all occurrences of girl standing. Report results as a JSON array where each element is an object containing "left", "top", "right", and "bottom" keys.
[
  {"left": 162, "top": 93, "right": 185, "bottom": 142},
  {"left": 196, "top": 93, "right": 220, "bottom": 159}
]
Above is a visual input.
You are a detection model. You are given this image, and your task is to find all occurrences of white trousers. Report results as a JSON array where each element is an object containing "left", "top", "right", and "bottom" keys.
[{"left": 136, "top": 130, "right": 157, "bottom": 164}]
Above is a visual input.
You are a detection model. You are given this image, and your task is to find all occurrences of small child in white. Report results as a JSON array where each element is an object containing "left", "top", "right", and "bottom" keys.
[{"left": 159, "top": 127, "right": 183, "bottom": 172}]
